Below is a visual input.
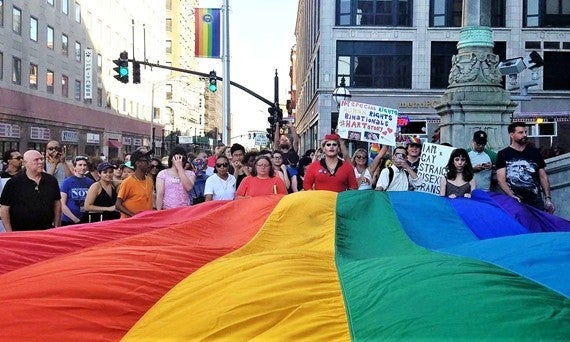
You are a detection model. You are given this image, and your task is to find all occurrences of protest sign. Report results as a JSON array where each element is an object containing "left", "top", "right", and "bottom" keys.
[
  {"left": 336, "top": 100, "right": 398, "bottom": 146},
  {"left": 416, "top": 143, "right": 456, "bottom": 195}
]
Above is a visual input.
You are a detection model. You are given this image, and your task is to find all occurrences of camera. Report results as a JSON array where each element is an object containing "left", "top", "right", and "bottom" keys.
[{"left": 498, "top": 57, "right": 525, "bottom": 76}]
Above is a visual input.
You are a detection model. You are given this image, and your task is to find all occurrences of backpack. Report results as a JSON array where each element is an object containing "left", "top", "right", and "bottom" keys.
[{"left": 386, "top": 167, "right": 408, "bottom": 190}]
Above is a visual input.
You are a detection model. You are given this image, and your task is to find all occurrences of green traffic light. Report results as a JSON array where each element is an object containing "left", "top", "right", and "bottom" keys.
[
  {"left": 119, "top": 67, "right": 128, "bottom": 77},
  {"left": 209, "top": 83, "right": 217, "bottom": 92}
]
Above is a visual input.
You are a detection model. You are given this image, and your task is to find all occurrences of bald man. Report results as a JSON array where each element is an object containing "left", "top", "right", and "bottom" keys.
[{"left": 0, "top": 150, "right": 61, "bottom": 231}]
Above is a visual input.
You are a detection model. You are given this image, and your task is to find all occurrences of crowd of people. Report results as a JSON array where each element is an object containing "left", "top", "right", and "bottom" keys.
[{"left": 0, "top": 122, "right": 559, "bottom": 232}]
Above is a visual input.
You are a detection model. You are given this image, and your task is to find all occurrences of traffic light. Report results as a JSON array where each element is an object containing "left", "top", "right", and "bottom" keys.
[
  {"left": 266, "top": 106, "right": 276, "bottom": 140},
  {"left": 132, "top": 61, "right": 141, "bottom": 84},
  {"left": 113, "top": 51, "right": 129, "bottom": 83},
  {"left": 208, "top": 70, "right": 217, "bottom": 92}
]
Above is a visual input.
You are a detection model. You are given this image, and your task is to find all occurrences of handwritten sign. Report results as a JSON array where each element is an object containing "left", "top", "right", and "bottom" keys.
[
  {"left": 336, "top": 100, "right": 398, "bottom": 146},
  {"left": 416, "top": 143, "right": 456, "bottom": 195}
]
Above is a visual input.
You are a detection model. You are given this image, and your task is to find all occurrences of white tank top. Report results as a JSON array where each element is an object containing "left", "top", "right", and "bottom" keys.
[{"left": 354, "top": 167, "right": 373, "bottom": 190}]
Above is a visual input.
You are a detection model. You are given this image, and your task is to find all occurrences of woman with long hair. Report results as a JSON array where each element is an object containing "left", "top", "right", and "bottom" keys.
[
  {"left": 291, "top": 156, "right": 312, "bottom": 192},
  {"left": 155, "top": 146, "right": 196, "bottom": 209},
  {"left": 351, "top": 146, "right": 388, "bottom": 190},
  {"left": 84, "top": 162, "right": 121, "bottom": 221},
  {"left": 439, "top": 148, "right": 476, "bottom": 198},
  {"left": 235, "top": 155, "right": 287, "bottom": 198}
]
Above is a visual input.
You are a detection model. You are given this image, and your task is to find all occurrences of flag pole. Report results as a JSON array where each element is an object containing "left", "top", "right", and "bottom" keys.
[{"left": 222, "top": 0, "right": 231, "bottom": 145}]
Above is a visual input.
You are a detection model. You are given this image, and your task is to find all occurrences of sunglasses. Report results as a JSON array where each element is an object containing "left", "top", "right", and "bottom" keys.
[
  {"left": 150, "top": 164, "right": 159, "bottom": 168},
  {"left": 11, "top": 156, "right": 23, "bottom": 160},
  {"left": 47, "top": 146, "right": 62, "bottom": 152},
  {"left": 355, "top": 155, "right": 367, "bottom": 159},
  {"left": 216, "top": 163, "right": 229, "bottom": 168},
  {"left": 325, "top": 143, "right": 338, "bottom": 147},
  {"left": 74, "top": 156, "right": 88, "bottom": 162}
]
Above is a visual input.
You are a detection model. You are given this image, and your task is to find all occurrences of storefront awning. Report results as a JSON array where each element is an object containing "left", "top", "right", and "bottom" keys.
[{"left": 107, "top": 139, "right": 122, "bottom": 148}]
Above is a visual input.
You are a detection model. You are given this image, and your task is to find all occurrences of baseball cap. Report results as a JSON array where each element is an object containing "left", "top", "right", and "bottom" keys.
[
  {"left": 473, "top": 130, "right": 488, "bottom": 145},
  {"left": 97, "top": 162, "right": 116, "bottom": 173},
  {"left": 130, "top": 148, "right": 152, "bottom": 164},
  {"left": 406, "top": 136, "right": 422, "bottom": 147}
]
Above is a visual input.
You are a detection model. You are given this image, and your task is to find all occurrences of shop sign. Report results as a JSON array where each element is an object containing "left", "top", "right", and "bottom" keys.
[
  {"left": 133, "top": 138, "right": 142, "bottom": 146},
  {"left": 0, "top": 123, "right": 21, "bottom": 138},
  {"left": 61, "top": 130, "right": 79, "bottom": 143},
  {"left": 30, "top": 127, "right": 51, "bottom": 141},
  {"left": 86, "top": 133, "right": 100, "bottom": 144}
]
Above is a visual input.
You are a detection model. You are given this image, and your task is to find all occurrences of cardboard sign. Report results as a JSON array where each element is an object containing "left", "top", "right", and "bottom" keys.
[
  {"left": 336, "top": 100, "right": 398, "bottom": 146},
  {"left": 416, "top": 143, "right": 456, "bottom": 195}
]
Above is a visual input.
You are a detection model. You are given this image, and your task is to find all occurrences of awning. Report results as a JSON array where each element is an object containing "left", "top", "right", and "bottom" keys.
[{"left": 107, "top": 139, "right": 122, "bottom": 148}]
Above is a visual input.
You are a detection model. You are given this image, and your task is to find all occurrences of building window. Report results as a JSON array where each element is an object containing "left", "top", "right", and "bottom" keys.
[
  {"left": 62, "top": 0, "right": 68, "bottom": 15},
  {"left": 544, "top": 51, "right": 570, "bottom": 90},
  {"left": 30, "top": 16, "right": 38, "bottom": 41},
  {"left": 337, "top": 41, "right": 412, "bottom": 89},
  {"left": 12, "top": 6, "right": 21, "bottom": 34},
  {"left": 0, "top": 52, "right": 3, "bottom": 80},
  {"left": 166, "top": 0, "right": 172, "bottom": 10},
  {"left": 97, "top": 87, "right": 102, "bottom": 106},
  {"left": 62, "top": 33, "right": 68, "bottom": 56},
  {"left": 12, "top": 56, "right": 21, "bottom": 85},
  {"left": 97, "top": 54, "right": 102, "bottom": 68},
  {"left": 430, "top": 0, "right": 506, "bottom": 27},
  {"left": 29, "top": 63, "right": 38, "bottom": 89},
  {"left": 62, "top": 75, "right": 68, "bottom": 97},
  {"left": 47, "top": 26, "right": 54, "bottom": 49},
  {"left": 336, "top": 0, "right": 413, "bottom": 26},
  {"left": 430, "top": 42, "right": 457, "bottom": 88},
  {"left": 74, "top": 80, "right": 81, "bottom": 100},
  {"left": 47, "top": 0, "right": 54, "bottom": 6},
  {"left": 166, "top": 40, "right": 172, "bottom": 54},
  {"left": 75, "top": 41, "right": 81, "bottom": 62},
  {"left": 524, "top": 0, "right": 570, "bottom": 27},
  {"left": 166, "top": 18, "right": 172, "bottom": 32},
  {"left": 0, "top": 0, "right": 3, "bottom": 27},
  {"left": 166, "top": 84, "right": 173, "bottom": 100},
  {"left": 74, "top": 2, "right": 81, "bottom": 23},
  {"left": 46, "top": 70, "right": 54, "bottom": 93}
]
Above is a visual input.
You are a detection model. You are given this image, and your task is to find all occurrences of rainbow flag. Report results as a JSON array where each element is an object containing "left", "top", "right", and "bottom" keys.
[
  {"left": 0, "top": 191, "right": 568, "bottom": 340},
  {"left": 194, "top": 8, "right": 221, "bottom": 58}
]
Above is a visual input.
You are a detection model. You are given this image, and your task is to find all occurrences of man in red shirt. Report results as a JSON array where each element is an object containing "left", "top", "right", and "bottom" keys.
[{"left": 303, "top": 133, "right": 357, "bottom": 192}]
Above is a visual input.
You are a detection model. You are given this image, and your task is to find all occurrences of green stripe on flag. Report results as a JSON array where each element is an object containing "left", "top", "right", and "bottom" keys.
[{"left": 335, "top": 191, "right": 570, "bottom": 341}]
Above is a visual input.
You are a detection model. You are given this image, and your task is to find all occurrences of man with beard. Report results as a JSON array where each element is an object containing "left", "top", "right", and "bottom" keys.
[
  {"left": 274, "top": 121, "right": 300, "bottom": 167},
  {"left": 496, "top": 122, "right": 554, "bottom": 213}
]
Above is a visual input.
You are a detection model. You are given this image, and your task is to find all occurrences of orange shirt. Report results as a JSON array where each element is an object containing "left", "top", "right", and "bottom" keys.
[
  {"left": 235, "top": 176, "right": 287, "bottom": 198},
  {"left": 117, "top": 175, "right": 153, "bottom": 219}
]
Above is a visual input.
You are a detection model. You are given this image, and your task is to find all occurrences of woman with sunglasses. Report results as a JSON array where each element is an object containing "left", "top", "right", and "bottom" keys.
[
  {"left": 204, "top": 156, "right": 236, "bottom": 201},
  {"left": 148, "top": 157, "right": 164, "bottom": 189},
  {"left": 303, "top": 133, "right": 358, "bottom": 192},
  {"left": 351, "top": 145, "right": 388, "bottom": 190},
  {"left": 235, "top": 156, "right": 287, "bottom": 199},
  {"left": 84, "top": 162, "right": 120, "bottom": 221},
  {"left": 155, "top": 147, "right": 196, "bottom": 210}
]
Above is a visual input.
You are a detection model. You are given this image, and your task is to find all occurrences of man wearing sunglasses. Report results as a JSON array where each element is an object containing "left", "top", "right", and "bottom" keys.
[
  {"left": 375, "top": 146, "right": 422, "bottom": 191},
  {"left": 59, "top": 156, "right": 94, "bottom": 225},
  {"left": 45, "top": 140, "right": 72, "bottom": 186},
  {"left": 1, "top": 150, "right": 23, "bottom": 178}
]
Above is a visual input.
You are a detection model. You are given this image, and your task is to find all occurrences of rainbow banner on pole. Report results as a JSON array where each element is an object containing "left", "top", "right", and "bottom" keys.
[{"left": 194, "top": 8, "right": 221, "bottom": 58}]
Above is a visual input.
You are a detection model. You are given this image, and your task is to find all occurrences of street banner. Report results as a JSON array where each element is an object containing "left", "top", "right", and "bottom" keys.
[
  {"left": 195, "top": 8, "right": 221, "bottom": 58},
  {"left": 84, "top": 48, "right": 93, "bottom": 99},
  {"left": 416, "top": 142, "right": 456, "bottom": 195},
  {"left": 336, "top": 100, "right": 398, "bottom": 146}
]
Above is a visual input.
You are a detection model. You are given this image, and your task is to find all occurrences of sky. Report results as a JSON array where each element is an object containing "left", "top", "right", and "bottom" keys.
[{"left": 198, "top": 0, "right": 298, "bottom": 139}]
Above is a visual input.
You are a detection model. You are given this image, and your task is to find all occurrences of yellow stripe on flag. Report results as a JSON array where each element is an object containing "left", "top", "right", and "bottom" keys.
[{"left": 124, "top": 191, "right": 350, "bottom": 340}]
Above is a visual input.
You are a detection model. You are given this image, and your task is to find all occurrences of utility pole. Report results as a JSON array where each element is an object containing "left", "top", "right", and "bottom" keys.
[{"left": 222, "top": 0, "right": 231, "bottom": 145}]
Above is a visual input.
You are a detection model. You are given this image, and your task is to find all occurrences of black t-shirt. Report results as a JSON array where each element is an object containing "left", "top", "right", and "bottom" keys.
[
  {"left": 496, "top": 145, "right": 546, "bottom": 203},
  {"left": 282, "top": 149, "right": 299, "bottom": 167},
  {"left": 0, "top": 172, "right": 61, "bottom": 231}
]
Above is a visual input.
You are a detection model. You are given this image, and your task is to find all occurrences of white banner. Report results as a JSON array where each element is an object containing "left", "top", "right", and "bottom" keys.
[
  {"left": 416, "top": 142, "right": 456, "bottom": 195},
  {"left": 336, "top": 100, "right": 398, "bottom": 146},
  {"left": 84, "top": 48, "right": 93, "bottom": 99}
]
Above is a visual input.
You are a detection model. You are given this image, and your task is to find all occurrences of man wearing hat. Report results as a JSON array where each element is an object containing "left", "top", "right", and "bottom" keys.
[
  {"left": 303, "top": 133, "right": 357, "bottom": 192},
  {"left": 116, "top": 148, "right": 154, "bottom": 219},
  {"left": 468, "top": 130, "right": 494, "bottom": 191}
]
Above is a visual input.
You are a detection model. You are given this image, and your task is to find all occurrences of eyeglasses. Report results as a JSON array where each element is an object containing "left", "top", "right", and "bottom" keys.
[
  {"left": 74, "top": 156, "right": 88, "bottom": 162},
  {"left": 47, "top": 146, "right": 62, "bottom": 152},
  {"left": 216, "top": 163, "right": 229, "bottom": 168},
  {"left": 325, "top": 143, "right": 338, "bottom": 147},
  {"left": 355, "top": 155, "right": 367, "bottom": 159},
  {"left": 273, "top": 156, "right": 282, "bottom": 159}
]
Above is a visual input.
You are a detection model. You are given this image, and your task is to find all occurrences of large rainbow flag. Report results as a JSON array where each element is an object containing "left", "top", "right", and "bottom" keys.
[
  {"left": 0, "top": 190, "right": 568, "bottom": 340},
  {"left": 194, "top": 8, "right": 221, "bottom": 58}
]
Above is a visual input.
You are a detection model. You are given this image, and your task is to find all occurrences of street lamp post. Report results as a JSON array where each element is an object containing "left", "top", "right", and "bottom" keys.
[{"left": 332, "top": 76, "right": 352, "bottom": 154}]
